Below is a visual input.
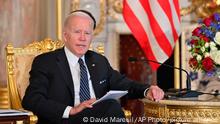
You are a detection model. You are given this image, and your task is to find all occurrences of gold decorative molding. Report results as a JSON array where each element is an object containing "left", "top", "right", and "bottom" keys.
[
  {"left": 88, "top": 43, "right": 104, "bottom": 55},
  {"left": 122, "top": 108, "right": 132, "bottom": 119},
  {"left": 71, "top": 0, "right": 80, "bottom": 12},
  {"left": 71, "top": 0, "right": 106, "bottom": 36},
  {"left": 95, "top": 43, "right": 104, "bottom": 55},
  {"left": 25, "top": 38, "right": 64, "bottom": 53},
  {"left": 7, "top": 39, "right": 64, "bottom": 56},
  {"left": 181, "top": 0, "right": 220, "bottom": 19},
  {"left": 112, "top": 0, "right": 123, "bottom": 13},
  {"left": 107, "top": 0, "right": 123, "bottom": 20},
  {"left": 6, "top": 44, "right": 21, "bottom": 109},
  {"left": 0, "top": 87, "right": 10, "bottom": 109},
  {"left": 94, "top": 0, "right": 106, "bottom": 36},
  {"left": 143, "top": 99, "right": 220, "bottom": 123}
]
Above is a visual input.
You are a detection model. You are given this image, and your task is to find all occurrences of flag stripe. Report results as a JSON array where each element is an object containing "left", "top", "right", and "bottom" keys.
[
  {"left": 140, "top": 0, "right": 173, "bottom": 56},
  {"left": 123, "top": 0, "right": 159, "bottom": 69},
  {"left": 173, "top": 0, "right": 181, "bottom": 21},
  {"left": 158, "top": 0, "right": 178, "bottom": 42},
  {"left": 123, "top": 0, "right": 181, "bottom": 70},
  {"left": 169, "top": 0, "right": 181, "bottom": 40},
  {"left": 148, "top": 0, "right": 175, "bottom": 46},
  {"left": 126, "top": 0, "right": 169, "bottom": 63},
  {"left": 157, "top": 0, "right": 179, "bottom": 44}
]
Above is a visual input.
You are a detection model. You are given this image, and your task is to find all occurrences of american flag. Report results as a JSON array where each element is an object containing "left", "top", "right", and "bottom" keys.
[{"left": 123, "top": 0, "right": 181, "bottom": 70}]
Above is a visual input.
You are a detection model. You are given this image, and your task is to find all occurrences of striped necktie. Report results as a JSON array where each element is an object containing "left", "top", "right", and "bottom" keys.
[{"left": 78, "top": 58, "right": 90, "bottom": 102}]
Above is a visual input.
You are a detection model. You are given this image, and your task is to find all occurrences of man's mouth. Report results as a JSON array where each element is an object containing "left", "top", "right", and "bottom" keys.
[{"left": 77, "top": 44, "right": 86, "bottom": 47}]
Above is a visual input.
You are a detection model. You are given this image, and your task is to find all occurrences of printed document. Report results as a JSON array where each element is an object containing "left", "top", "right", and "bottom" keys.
[{"left": 92, "top": 90, "right": 128, "bottom": 105}]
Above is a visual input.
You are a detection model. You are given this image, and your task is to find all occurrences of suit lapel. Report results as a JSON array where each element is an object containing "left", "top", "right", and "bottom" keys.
[
  {"left": 56, "top": 49, "right": 74, "bottom": 98},
  {"left": 56, "top": 50, "right": 102, "bottom": 99},
  {"left": 85, "top": 51, "right": 101, "bottom": 98}
]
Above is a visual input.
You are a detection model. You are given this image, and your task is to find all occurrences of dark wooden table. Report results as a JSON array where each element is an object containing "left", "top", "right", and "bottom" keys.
[{"left": 0, "top": 115, "right": 29, "bottom": 124}]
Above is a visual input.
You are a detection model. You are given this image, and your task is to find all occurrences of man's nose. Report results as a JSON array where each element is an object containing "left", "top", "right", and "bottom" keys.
[{"left": 79, "top": 33, "right": 86, "bottom": 41}]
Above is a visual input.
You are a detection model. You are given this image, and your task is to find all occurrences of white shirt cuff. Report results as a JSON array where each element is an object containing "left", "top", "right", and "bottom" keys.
[
  {"left": 62, "top": 106, "right": 72, "bottom": 118},
  {"left": 144, "top": 88, "right": 149, "bottom": 97}
]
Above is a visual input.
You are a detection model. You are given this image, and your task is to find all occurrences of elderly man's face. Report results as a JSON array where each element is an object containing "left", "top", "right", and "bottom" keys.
[{"left": 63, "top": 15, "right": 93, "bottom": 57}]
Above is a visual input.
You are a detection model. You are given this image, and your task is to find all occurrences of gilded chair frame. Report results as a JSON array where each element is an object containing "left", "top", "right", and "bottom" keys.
[
  {"left": 0, "top": 87, "right": 10, "bottom": 109},
  {"left": 5, "top": 38, "right": 132, "bottom": 123},
  {"left": 6, "top": 38, "right": 64, "bottom": 109},
  {"left": 5, "top": 38, "right": 105, "bottom": 109}
]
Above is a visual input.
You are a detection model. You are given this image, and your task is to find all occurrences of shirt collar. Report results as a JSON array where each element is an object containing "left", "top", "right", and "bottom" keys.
[{"left": 64, "top": 47, "right": 85, "bottom": 66}]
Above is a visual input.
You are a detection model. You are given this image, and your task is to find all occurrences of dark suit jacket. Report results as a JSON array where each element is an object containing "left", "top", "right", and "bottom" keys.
[{"left": 22, "top": 48, "right": 149, "bottom": 124}]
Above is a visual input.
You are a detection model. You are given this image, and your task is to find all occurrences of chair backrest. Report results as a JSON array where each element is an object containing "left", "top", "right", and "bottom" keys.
[
  {"left": 5, "top": 38, "right": 104, "bottom": 109},
  {"left": 5, "top": 38, "right": 64, "bottom": 109}
]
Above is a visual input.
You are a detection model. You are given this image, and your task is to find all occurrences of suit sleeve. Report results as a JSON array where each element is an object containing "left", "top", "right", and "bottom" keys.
[
  {"left": 104, "top": 57, "right": 150, "bottom": 99},
  {"left": 22, "top": 56, "right": 66, "bottom": 123}
]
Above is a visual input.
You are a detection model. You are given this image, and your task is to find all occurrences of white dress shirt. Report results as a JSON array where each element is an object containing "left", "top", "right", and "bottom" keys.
[{"left": 62, "top": 47, "right": 96, "bottom": 118}]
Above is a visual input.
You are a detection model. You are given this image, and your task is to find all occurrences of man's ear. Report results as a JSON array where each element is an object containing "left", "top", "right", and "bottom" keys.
[{"left": 62, "top": 32, "right": 67, "bottom": 42}]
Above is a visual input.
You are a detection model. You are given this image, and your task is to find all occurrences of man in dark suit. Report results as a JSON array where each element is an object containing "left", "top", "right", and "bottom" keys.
[{"left": 22, "top": 10, "right": 164, "bottom": 124}]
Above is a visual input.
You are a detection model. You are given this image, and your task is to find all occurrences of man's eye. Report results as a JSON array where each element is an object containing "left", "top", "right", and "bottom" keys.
[
  {"left": 74, "top": 30, "right": 80, "bottom": 33},
  {"left": 85, "top": 32, "right": 91, "bottom": 35}
]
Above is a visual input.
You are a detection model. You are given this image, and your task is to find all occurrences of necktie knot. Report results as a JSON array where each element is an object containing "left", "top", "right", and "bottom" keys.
[{"left": 78, "top": 58, "right": 84, "bottom": 65}]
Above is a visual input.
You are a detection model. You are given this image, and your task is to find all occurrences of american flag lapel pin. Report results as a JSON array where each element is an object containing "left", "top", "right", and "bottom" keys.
[{"left": 92, "top": 63, "right": 95, "bottom": 67}]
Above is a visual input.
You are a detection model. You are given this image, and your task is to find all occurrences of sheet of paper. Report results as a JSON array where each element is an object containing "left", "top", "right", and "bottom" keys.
[
  {"left": 0, "top": 109, "right": 30, "bottom": 116},
  {"left": 92, "top": 90, "right": 128, "bottom": 105}
]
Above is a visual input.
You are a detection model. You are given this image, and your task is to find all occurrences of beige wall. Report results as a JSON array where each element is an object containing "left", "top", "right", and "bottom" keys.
[{"left": 0, "top": 0, "right": 48, "bottom": 86}]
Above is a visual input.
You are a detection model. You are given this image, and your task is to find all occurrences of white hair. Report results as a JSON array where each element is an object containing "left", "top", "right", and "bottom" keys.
[{"left": 63, "top": 11, "right": 94, "bottom": 28}]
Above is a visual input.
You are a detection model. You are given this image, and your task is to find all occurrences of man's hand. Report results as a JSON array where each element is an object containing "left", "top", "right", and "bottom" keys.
[
  {"left": 145, "top": 85, "right": 164, "bottom": 101},
  {"left": 69, "top": 98, "right": 96, "bottom": 115}
]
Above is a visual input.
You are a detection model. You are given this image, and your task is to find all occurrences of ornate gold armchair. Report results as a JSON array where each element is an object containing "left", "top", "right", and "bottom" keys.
[
  {"left": 5, "top": 38, "right": 65, "bottom": 123},
  {"left": 5, "top": 38, "right": 105, "bottom": 108},
  {"left": 5, "top": 38, "right": 107, "bottom": 123},
  {"left": 6, "top": 39, "right": 65, "bottom": 109},
  {"left": 5, "top": 38, "right": 130, "bottom": 123}
]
